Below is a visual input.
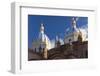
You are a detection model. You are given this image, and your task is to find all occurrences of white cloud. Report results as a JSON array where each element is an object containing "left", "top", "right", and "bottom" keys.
[
  {"left": 66, "top": 27, "right": 70, "bottom": 32},
  {"left": 79, "top": 24, "right": 88, "bottom": 41}
]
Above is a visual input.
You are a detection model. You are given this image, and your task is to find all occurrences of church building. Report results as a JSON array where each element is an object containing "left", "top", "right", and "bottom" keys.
[
  {"left": 64, "top": 18, "right": 87, "bottom": 44},
  {"left": 31, "top": 17, "right": 87, "bottom": 59},
  {"left": 32, "top": 23, "right": 51, "bottom": 53}
]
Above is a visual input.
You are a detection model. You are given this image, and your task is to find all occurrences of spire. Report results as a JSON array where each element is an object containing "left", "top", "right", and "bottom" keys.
[
  {"left": 72, "top": 17, "right": 77, "bottom": 28},
  {"left": 55, "top": 35, "right": 61, "bottom": 47},
  {"left": 56, "top": 35, "right": 59, "bottom": 42},
  {"left": 40, "top": 23, "right": 44, "bottom": 33}
]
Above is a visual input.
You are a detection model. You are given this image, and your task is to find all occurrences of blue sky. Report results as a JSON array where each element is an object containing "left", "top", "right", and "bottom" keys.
[{"left": 28, "top": 15, "right": 88, "bottom": 48}]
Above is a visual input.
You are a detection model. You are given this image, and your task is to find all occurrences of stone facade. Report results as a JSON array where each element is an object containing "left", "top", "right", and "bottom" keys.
[{"left": 28, "top": 41, "right": 88, "bottom": 60}]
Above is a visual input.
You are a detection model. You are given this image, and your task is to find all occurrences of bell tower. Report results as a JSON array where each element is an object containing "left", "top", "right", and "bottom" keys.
[{"left": 43, "top": 39, "right": 48, "bottom": 59}]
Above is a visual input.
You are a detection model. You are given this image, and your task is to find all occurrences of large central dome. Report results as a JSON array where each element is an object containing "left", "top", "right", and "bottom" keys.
[{"left": 38, "top": 23, "right": 51, "bottom": 50}]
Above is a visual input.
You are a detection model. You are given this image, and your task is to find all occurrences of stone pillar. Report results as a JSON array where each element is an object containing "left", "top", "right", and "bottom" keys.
[
  {"left": 42, "top": 42, "right": 48, "bottom": 59},
  {"left": 43, "top": 48, "right": 48, "bottom": 59}
]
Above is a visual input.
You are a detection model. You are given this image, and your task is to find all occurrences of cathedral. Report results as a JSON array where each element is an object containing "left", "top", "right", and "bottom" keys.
[
  {"left": 29, "top": 17, "right": 88, "bottom": 60},
  {"left": 32, "top": 17, "right": 88, "bottom": 54}
]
